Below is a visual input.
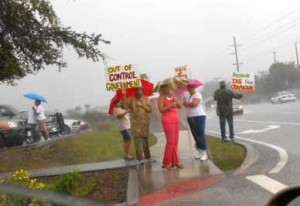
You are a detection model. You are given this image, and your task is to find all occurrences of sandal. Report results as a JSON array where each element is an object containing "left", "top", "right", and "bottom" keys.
[
  {"left": 161, "top": 165, "right": 172, "bottom": 170},
  {"left": 124, "top": 155, "right": 134, "bottom": 161}
]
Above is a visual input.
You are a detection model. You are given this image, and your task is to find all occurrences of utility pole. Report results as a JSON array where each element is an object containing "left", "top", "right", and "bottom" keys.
[
  {"left": 273, "top": 51, "right": 277, "bottom": 64},
  {"left": 295, "top": 42, "right": 300, "bottom": 69},
  {"left": 231, "top": 36, "right": 242, "bottom": 72}
]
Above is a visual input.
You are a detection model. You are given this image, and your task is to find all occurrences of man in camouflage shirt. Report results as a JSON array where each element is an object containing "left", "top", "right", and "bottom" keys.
[{"left": 213, "top": 81, "right": 243, "bottom": 142}]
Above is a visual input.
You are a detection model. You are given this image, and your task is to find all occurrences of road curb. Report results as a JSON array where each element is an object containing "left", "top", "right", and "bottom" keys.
[
  {"left": 233, "top": 140, "right": 259, "bottom": 175},
  {"left": 126, "top": 167, "right": 139, "bottom": 206}
]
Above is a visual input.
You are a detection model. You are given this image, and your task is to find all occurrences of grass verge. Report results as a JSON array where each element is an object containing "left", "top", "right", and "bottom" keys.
[
  {"left": 0, "top": 124, "right": 157, "bottom": 173},
  {"left": 207, "top": 135, "right": 246, "bottom": 171}
]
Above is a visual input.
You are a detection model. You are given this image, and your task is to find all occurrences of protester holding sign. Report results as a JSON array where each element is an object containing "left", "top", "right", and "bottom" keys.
[
  {"left": 213, "top": 81, "right": 244, "bottom": 142},
  {"left": 123, "top": 87, "right": 155, "bottom": 164},
  {"left": 158, "top": 84, "right": 183, "bottom": 170}
]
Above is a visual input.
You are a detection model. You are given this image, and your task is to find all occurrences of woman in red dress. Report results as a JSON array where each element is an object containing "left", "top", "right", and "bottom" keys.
[{"left": 158, "top": 84, "right": 184, "bottom": 170}]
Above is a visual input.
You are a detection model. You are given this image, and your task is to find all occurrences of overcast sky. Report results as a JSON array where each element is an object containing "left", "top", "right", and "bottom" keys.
[{"left": 1, "top": 0, "right": 300, "bottom": 111}]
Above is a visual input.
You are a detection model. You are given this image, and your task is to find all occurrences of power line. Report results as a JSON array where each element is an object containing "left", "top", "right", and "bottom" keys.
[
  {"left": 244, "top": 6, "right": 300, "bottom": 44},
  {"left": 243, "top": 17, "right": 300, "bottom": 51}
]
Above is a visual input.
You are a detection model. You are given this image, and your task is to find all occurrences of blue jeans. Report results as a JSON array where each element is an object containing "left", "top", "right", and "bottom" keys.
[
  {"left": 219, "top": 116, "right": 234, "bottom": 140},
  {"left": 187, "top": 116, "right": 207, "bottom": 150}
]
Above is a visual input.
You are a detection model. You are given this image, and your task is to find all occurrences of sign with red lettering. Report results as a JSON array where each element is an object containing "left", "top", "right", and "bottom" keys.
[
  {"left": 175, "top": 65, "right": 188, "bottom": 78},
  {"left": 231, "top": 72, "right": 255, "bottom": 92},
  {"left": 105, "top": 64, "right": 141, "bottom": 91}
]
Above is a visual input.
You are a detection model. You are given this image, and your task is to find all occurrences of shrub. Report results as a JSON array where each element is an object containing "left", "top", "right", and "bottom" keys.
[
  {"left": 48, "top": 170, "right": 82, "bottom": 196},
  {"left": 0, "top": 169, "right": 47, "bottom": 206}
]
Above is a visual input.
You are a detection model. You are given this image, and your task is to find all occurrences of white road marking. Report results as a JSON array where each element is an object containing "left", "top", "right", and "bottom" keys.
[
  {"left": 207, "top": 130, "right": 288, "bottom": 174},
  {"left": 246, "top": 175, "right": 287, "bottom": 194},
  {"left": 234, "top": 119, "right": 300, "bottom": 126},
  {"left": 238, "top": 125, "right": 280, "bottom": 134}
]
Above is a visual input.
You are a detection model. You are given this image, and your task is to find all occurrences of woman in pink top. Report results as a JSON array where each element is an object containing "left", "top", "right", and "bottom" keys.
[{"left": 158, "top": 84, "right": 183, "bottom": 170}]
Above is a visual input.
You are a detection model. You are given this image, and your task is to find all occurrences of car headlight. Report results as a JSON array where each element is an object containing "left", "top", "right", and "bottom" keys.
[{"left": 8, "top": 121, "right": 18, "bottom": 128}]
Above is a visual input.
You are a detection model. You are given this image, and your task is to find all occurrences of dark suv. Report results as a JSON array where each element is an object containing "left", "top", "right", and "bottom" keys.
[{"left": 0, "top": 105, "right": 28, "bottom": 149}]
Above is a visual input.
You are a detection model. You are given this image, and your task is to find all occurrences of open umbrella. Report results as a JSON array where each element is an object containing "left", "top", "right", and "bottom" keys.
[
  {"left": 116, "top": 79, "right": 154, "bottom": 99},
  {"left": 24, "top": 93, "right": 47, "bottom": 103},
  {"left": 154, "top": 76, "right": 190, "bottom": 93},
  {"left": 175, "top": 79, "right": 203, "bottom": 94},
  {"left": 108, "top": 94, "right": 120, "bottom": 115}
]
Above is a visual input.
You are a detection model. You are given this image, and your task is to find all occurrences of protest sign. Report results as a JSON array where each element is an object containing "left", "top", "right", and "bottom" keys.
[
  {"left": 175, "top": 65, "right": 188, "bottom": 78},
  {"left": 231, "top": 72, "right": 255, "bottom": 92},
  {"left": 105, "top": 64, "right": 141, "bottom": 91}
]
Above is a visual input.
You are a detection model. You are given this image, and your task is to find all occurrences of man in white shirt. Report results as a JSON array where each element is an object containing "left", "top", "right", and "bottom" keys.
[{"left": 33, "top": 100, "right": 50, "bottom": 141}]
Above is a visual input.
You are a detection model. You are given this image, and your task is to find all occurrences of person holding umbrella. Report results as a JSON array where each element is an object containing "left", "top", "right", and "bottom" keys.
[
  {"left": 123, "top": 86, "right": 155, "bottom": 164},
  {"left": 158, "top": 84, "right": 183, "bottom": 170},
  {"left": 32, "top": 100, "right": 50, "bottom": 141},
  {"left": 183, "top": 80, "right": 208, "bottom": 161}
]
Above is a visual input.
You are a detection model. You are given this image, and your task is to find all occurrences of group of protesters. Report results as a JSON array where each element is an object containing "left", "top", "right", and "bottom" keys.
[{"left": 112, "top": 80, "right": 243, "bottom": 170}]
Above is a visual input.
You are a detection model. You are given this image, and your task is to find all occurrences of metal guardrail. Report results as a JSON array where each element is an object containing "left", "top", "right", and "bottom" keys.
[{"left": 0, "top": 183, "right": 108, "bottom": 206}]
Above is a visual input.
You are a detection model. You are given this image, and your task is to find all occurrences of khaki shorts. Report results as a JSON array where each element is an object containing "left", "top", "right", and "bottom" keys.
[{"left": 36, "top": 120, "right": 47, "bottom": 132}]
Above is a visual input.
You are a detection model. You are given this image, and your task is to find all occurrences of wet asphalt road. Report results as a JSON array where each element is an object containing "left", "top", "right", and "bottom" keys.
[{"left": 201, "top": 101, "right": 300, "bottom": 205}]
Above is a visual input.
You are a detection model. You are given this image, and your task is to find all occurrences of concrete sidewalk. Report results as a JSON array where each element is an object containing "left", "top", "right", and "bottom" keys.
[{"left": 138, "top": 130, "right": 224, "bottom": 206}]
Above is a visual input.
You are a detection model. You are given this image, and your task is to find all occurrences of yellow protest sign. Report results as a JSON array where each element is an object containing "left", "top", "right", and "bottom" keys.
[{"left": 105, "top": 64, "right": 141, "bottom": 91}]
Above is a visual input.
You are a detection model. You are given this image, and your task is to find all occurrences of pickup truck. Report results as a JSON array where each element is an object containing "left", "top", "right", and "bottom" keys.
[{"left": 0, "top": 105, "right": 29, "bottom": 149}]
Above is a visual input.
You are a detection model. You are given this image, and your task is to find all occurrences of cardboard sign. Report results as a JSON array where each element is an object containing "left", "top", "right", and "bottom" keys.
[
  {"left": 231, "top": 72, "right": 255, "bottom": 92},
  {"left": 175, "top": 65, "right": 188, "bottom": 78},
  {"left": 105, "top": 64, "right": 141, "bottom": 91}
]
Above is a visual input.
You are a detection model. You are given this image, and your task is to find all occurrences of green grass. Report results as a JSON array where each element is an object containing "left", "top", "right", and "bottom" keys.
[
  {"left": 0, "top": 124, "right": 157, "bottom": 173},
  {"left": 207, "top": 136, "right": 246, "bottom": 171}
]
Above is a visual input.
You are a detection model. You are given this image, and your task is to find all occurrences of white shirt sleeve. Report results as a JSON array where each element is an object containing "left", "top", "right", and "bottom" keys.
[{"left": 36, "top": 105, "right": 43, "bottom": 114}]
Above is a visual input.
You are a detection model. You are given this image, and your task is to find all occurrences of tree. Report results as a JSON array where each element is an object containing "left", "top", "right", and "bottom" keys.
[
  {"left": 268, "top": 62, "right": 300, "bottom": 93},
  {"left": 0, "top": 0, "right": 110, "bottom": 84},
  {"left": 84, "top": 104, "right": 90, "bottom": 111}
]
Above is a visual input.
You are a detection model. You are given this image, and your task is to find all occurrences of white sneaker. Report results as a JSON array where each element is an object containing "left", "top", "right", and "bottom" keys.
[
  {"left": 195, "top": 150, "right": 201, "bottom": 159},
  {"left": 200, "top": 150, "right": 208, "bottom": 161}
]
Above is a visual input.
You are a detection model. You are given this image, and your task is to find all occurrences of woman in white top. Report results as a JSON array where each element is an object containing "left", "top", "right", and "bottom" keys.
[
  {"left": 183, "top": 83, "right": 208, "bottom": 161},
  {"left": 113, "top": 99, "right": 134, "bottom": 160}
]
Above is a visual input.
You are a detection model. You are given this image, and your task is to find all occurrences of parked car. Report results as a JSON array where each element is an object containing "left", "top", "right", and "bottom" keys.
[
  {"left": 232, "top": 99, "right": 244, "bottom": 115},
  {"left": 270, "top": 91, "right": 297, "bottom": 104},
  {"left": 45, "top": 112, "right": 66, "bottom": 137},
  {"left": 64, "top": 119, "right": 82, "bottom": 134},
  {"left": 80, "top": 120, "right": 89, "bottom": 131},
  {"left": 0, "top": 105, "right": 29, "bottom": 148}
]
